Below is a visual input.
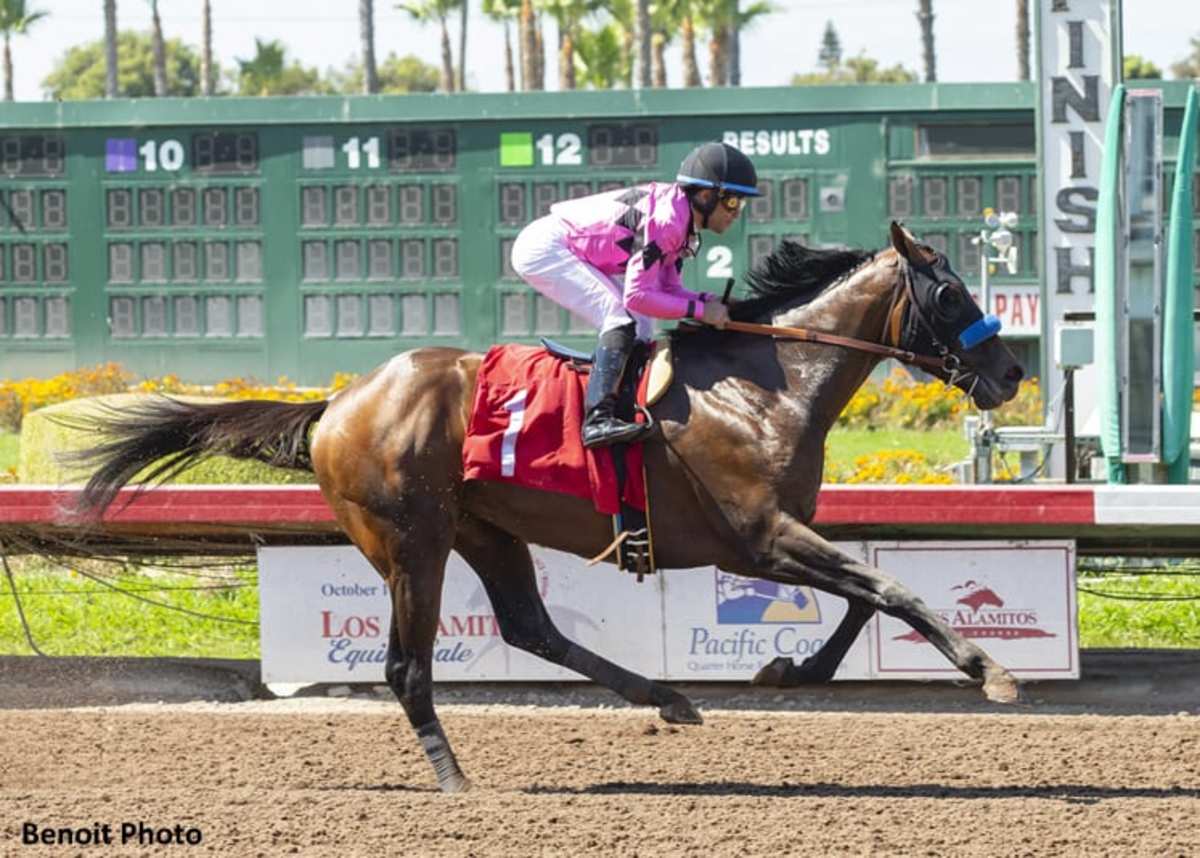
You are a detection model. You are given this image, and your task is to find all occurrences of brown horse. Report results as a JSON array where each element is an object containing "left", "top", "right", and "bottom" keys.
[{"left": 73, "top": 223, "right": 1024, "bottom": 793}]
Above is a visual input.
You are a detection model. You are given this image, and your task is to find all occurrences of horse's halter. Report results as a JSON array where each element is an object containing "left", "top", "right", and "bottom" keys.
[{"left": 886, "top": 252, "right": 1002, "bottom": 388}]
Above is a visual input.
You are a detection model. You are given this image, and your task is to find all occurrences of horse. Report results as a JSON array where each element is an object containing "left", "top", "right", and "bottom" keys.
[{"left": 71, "top": 222, "right": 1024, "bottom": 793}]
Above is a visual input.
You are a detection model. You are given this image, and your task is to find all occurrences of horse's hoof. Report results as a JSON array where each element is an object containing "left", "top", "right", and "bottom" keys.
[
  {"left": 751, "top": 656, "right": 793, "bottom": 687},
  {"left": 659, "top": 697, "right": 703, "bottom": 725},
  {"left": 438, "top": 774, "right": 472, "bottom": 794},
  {"left": 983, "top": 671, "right": 1022, "bottom": 704}
]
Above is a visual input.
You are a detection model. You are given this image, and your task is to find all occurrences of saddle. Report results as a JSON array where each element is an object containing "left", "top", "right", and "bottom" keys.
[
  {"left": 540, "top": 337, "right": 675, "bottom": 581},
  {"left": 540, "top": 337, "right": 674, "bottom": 406}
]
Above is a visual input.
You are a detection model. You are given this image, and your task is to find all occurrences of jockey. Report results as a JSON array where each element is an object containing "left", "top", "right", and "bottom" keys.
[{"left": 510, "top": 141, "right": 760, "bottom": 448}]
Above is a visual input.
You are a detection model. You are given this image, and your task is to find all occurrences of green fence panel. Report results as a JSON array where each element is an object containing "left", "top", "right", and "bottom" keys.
[
  {"left": 1164, "top": 86, "right": 1199, "bottom": 483},
  {"left": 1094, "top": 84, "right": 1125, "bottom": 484}
]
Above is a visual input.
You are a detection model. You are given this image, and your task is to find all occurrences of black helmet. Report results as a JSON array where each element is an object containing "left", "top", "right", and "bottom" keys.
[{"left": 676, "top": 142, "right": 761, "bottom": 196}]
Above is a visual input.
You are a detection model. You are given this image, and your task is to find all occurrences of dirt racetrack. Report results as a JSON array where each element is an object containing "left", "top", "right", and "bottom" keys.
[{"left": 2, "top": 690, "right": 1199, "bottom": 858}]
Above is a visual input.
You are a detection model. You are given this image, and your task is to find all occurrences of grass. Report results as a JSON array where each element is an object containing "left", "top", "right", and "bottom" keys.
[
  {"left": 0, "top": 558, "right": 260, "bottom": 658},
  {"left": 826, "top": 427, "right": 968, "bottom": 467},
  {"left": 1077, "top": 569, "right": 1200, "bottom": 648}
]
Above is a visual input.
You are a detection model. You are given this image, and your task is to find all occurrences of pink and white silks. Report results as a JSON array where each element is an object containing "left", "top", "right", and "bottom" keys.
[{"left": 510, "top": 182, "right": 714, "bottom": 339}]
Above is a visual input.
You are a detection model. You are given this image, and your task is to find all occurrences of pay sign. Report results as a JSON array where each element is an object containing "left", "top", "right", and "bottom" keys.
[{"left": 968, "top": 285, "right": 1039, "bottom": 337}]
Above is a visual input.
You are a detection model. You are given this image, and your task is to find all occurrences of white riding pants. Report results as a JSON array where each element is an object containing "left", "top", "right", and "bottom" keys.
[{"left": 510, "top": 215, "right": 654, "bottom": 340}]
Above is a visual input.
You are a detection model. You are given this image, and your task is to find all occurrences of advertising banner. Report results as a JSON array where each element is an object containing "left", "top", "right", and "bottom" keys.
[
  {"left": 258, "top": 545, "right": 665, "bottom": 683},
  {"left": 659, "top": 543, "right": 870, "bottom": 680},
  {"left": 260, "top": 540, "right": 1077, "bottom": 683},
  {"left": 869, "top": 541, "right": 1078, "bottom": 678}
]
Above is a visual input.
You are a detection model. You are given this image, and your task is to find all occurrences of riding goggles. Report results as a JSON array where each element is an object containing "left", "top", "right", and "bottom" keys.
[{"left": 718, "top": 192, "right": 746, "bottom": 213}]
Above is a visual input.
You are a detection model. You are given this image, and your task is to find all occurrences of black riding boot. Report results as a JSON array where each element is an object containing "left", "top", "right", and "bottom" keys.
[{"left": 581, "top": 324, "right": 650, "bottom": 449}]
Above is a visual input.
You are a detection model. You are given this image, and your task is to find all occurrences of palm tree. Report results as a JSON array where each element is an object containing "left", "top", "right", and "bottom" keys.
[
  {"left": 728, "top": 0, "right": 739, "bottom": 85},
  {"left": 697, "top": 0, "right": 770, "bottom": 87},
  {"left": 604, "top": 0, "right": 635, "bottom": 88},
  {"left": 1015, "top": 0, "right": 1030, "bottom": 81},
  {"left": 200, "top": 0, "right": 214, "bottom": 94},
  {"left": 676, "top": 0, "right": 700, "bottom": 87},
  {"left": 148, "top": 0, "right": 166, "bottom": 96},
  {"left": 695, "top": 0, "right": 726, "bottom": 85},
  {"left": 574, "top": 21, "right": 624, "bottom": 88},
  {"left": 534, "top": 10, "right": 546, "bottom": 88},
  {"left": 540, "top": 0, "right": 597, "bottom": 90},
  {"left": 537, "top": 10, "right": 549, "bottom": 88},
  {"left": 729, "top": 0, "right": 769, "bottom": 86},
  {"left": 483, "top": 0, "right": 520, "bottom": 91},
  {"left": 646, "top": 0, "right": 685, "bottom": 87},
  {"left": 632, "top": 0, "right": 649, "bottom": 87},
  {"left": 457, "top": 0, "right": 467, "bottom": 90},
  {"left": 0, "top": 0, "right": 46, "bottom": 101},
  {"left": 361, "top": 0, "right": 379, "bottom": 93},
  {"left": 916, "top": 0, "right": 935, "bottom": 82},
  {"left": 104, "top": 0, "right": 118, "bottom": 97},
  {"left": 398, "top": 0, "right": 457, "bottom": 92},
  {"left": 519, "top": 0, "right": 538, "bottom": 89},
  {"left": 235, "top": 37, "right": 329, "bottom": 95}
]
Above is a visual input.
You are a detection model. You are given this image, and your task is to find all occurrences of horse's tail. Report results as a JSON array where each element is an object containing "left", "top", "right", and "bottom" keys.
[{"left": 67, "top": 397, "right": 329, "bottom": 515}]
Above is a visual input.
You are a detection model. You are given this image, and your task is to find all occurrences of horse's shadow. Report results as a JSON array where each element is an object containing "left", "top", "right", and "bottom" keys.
[
  {"left": 524, "top": 781, "right": 1200, "bottom": 804},
  {"left": 317, "top": 782, "right": 438, "bottom": 794},
  {"left": 318, "top": 781, "right": 1200, "bottom": 804}
]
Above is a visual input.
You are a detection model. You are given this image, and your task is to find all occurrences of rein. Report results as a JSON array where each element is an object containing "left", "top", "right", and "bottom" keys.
[
  {"left": 719, "top": 257, "right": 984, "bottom": 376},
  {"left": 720, "top": 319, "right": 946, "bottom": 372}
]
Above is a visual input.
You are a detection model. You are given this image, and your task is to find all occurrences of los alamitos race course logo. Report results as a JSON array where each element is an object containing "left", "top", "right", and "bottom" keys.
[{"left": 892, "top": 579, "right": 1056, "bottom": 643}]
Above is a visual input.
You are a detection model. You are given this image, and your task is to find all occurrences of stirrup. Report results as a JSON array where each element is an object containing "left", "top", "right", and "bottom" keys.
[
  {"left": 581, "top": 418, "right": 652, "bottom": 449},
  {"left": 621, "top": 527, "right": 654, "bottom": 581}
]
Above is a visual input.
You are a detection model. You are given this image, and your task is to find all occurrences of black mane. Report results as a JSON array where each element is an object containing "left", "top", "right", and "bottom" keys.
[{"left": 731, "top": 240, "right": 875, "bottom": 322}]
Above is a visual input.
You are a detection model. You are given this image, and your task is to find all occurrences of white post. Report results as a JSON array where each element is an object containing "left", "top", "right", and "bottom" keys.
[{"left": 978, "top": 228, "right": 994, "bottom": 434}]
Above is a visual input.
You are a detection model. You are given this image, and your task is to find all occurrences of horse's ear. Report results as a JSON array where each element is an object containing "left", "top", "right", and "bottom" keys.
[{"left": 889, "top": 221, "right": 920, "bottom": 262}]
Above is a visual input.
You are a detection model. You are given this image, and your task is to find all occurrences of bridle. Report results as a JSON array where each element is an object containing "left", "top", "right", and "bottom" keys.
[{"left": 890, "top": 254, "right": 1002, "bottom": 394}]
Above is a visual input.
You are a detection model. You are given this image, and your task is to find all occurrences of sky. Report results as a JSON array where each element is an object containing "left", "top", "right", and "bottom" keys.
[{"left": 6, "top": 0, "right": 1196, "bottom": 101}]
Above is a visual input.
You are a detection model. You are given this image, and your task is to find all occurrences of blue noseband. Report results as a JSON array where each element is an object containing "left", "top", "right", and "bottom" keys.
[{"left": 958, "top": 314, "right": 1002, "bottom": 350}]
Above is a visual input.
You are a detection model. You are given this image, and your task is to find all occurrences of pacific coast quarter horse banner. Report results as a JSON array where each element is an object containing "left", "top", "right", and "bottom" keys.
[{"left": 71, "top": 224, "right": 1025, "bottom": 793}]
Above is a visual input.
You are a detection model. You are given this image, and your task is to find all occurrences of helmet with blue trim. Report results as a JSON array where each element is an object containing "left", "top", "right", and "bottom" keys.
[{"left": 676, "top": 142, "right": 762, "bottom": 197}]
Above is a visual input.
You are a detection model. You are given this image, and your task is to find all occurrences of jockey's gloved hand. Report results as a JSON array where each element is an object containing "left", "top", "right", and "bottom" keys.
[{"left": 701, "top": 300, "right": 730, "bottom": 329}]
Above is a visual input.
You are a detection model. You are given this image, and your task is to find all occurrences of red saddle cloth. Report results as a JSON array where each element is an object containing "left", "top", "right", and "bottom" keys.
[{"left": 461, "top": 344, "right": 648, "bottom": 515}]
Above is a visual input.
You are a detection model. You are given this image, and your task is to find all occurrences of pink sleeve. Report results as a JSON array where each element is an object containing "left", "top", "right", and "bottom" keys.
[{"left": 623, "top": 207, "right": 706, "bottom": 320}]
